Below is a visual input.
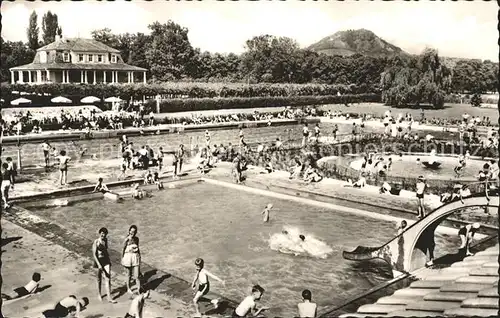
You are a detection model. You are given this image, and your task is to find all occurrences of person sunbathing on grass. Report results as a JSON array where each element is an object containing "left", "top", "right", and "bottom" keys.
[{"left": 2, "top": 272, "right": 41, "bottom": 301}]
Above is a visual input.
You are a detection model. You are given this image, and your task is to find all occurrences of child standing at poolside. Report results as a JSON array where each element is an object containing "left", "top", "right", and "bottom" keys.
[
  {"left": 119, "top": 158, "right": 127, "bottom": 180},
  {"left": 157, "top": 147, "right": 164, "bottom": 170},
  {"left": 191, "top": 258, "right": 225, "bottom": 317},
  {"left": 261, "top": 203, "right": 274, "bottom": 223}
]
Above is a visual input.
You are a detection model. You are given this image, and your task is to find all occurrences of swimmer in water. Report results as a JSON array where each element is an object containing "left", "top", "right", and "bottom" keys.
[
  {"left": 261, "top": 203, "right": 273, "bottom": 223},
  {"left": 191, "top": 258, "right": 225, "bottom": 317}
]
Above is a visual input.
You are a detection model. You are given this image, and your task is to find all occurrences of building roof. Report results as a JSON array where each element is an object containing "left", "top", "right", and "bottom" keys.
[
  {"left": 37, "top": 38, "right": 120, "bottom": 53},
  {"left": 339, "top": 244, "right": 499, "bottom": 318},
  {"left": 10, "top": 62, "right": 147, "bottom": 72}
]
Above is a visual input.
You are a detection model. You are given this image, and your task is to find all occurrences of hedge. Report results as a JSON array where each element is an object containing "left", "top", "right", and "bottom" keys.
[
  {"left": 145, "top": 94, "right": 381, "bottom": 113},
  {"left": 0, "top": 82, "right": 380, "bottom": 103}
]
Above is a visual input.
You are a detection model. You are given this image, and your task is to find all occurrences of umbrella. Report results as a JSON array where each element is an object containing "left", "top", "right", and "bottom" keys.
[
  {"left": 11, "top": 97, "right": 32, "bottom": 106},
  {"left": 104, "top": 96, "right": 122, "bottom": 103},
  {"left": 51, "top": 96, "right": 72, "bottom": 103},
  {"left": 81, "top": 96, "right": 101, "bottom": 103}
]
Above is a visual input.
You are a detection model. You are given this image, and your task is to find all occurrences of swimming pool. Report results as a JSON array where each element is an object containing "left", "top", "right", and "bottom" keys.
[
  {"left": 22, "top": 180, "right": 461, "bottom": 316},
  {"left": 350, "top": 155, "right": 488, "bottom": 180}
]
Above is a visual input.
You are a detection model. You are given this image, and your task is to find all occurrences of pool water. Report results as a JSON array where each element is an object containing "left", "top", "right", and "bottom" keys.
[
  {"left": 350, "top": 155, "right": 488, "bottom": 180},
  {"left": 25, "top": 181, "right": 458, "bottom": 316}
]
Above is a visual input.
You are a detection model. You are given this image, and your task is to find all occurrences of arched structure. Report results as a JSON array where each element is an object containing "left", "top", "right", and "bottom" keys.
[{"left": 343, "top": 193, "right": 498, "bottom": 273}]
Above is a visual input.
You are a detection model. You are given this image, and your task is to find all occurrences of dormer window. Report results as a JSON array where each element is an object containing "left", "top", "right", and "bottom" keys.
[
  {"left": 97, "top": 54, "right": 103, "bottom": 63},
  {"left": 78, "top": 54, "right": 84, "bottom": 62},
  {"left": 111, "top": 54, "right": 117, "bottom": 63},
  {"left": 88, "top": 54, "right": 93, "bottom": 62},
  {"left": 40, "top": 51, "right": 47, "bottom": 63},
  {"left": 63, "top": 52, "right": 70, "bottom": 62}
]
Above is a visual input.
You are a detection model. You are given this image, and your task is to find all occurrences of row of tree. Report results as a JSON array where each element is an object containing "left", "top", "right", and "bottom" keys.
[
  {"left": 27, "top": 10, "right": 63, "bottom": 50},
  {"left": 1, "top": 15, "right": 498, "bottom": 107}
]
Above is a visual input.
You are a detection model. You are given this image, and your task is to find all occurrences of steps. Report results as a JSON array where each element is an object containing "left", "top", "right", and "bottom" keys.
[{"left": 344, "top": 244, "right": 500, "bottom": 318}]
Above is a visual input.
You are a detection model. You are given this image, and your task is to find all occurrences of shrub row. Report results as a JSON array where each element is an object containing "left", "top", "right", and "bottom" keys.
[
  {"left": 146, "top": 94, "right": 381, "bottom": 113},
  {"left": 0, "top": 82, "right": 380, "bottom": 102}
]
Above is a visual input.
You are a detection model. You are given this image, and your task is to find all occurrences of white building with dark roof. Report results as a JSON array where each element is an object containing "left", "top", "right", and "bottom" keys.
[{"left": 9, "top": 36, "right": 147, "bottom": 85}]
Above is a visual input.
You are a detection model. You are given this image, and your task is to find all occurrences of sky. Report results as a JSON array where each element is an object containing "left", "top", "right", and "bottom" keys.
[{"left": 1, "top": 0, "right": 497, "bottom": 61}]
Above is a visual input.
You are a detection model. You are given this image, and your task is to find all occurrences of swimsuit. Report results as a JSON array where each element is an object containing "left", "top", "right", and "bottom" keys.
[
  {"left": 94, "top": 239, "right": 111, "bottom": 268},
  {"left": 122, "top": 237, "right": 140, "bottom": 267}
]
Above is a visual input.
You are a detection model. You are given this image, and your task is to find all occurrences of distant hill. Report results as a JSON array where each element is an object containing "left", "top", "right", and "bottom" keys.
[{"left": 308, "top": 29, "right": 408, "bottom": 57}]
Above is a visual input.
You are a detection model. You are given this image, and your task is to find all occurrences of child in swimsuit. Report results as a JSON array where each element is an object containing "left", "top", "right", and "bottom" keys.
[
  {"left": 297, "top": 289, "right": 317, "bottom": 318},
  {"left": 92, "top": 227, "right": 116, "bottom": 303},
  {"left": 458, "top": 223, "right": 480, "bottom": 256},
  {"left": 143, "top": 170, "right": 153, "bottom": 185},
  {"left": 43, "top": 296, "right": 89, "bottom": 318},
  {"left": 157, "top": 147, "right": 164, "bottom": 170},
  {"left": 2, "top": 272, "right": 41, "bottom": 301},
  {"left": 92, "top": 178, "right": 109, "bottom": 194},
  {"left": 153, "top": 172, "right": 163, "bottom": 190},
  {"left": 261, "top": 203, "right": 273, "bottom": 223},
  {"left": 191, "top": 258, "right": 225, "bottom": 317},
  {"left": 57, "top": 150, "right": 71, "bottom": 186},
  {"left": 132, "top": 184, "right": 144, "bottom": 199},
  {"left": 125, "top": 290, "right": 150, "bottom": 318},
  {"left": 122, "top": 225, "right": 141, "bottom": 294},
  {"left": 233, "top": 285, "right": 268, "bottom": 317}
]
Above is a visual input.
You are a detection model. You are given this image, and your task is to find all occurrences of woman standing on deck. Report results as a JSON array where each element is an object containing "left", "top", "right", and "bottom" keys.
[
  {"left": 122, "top": 225, "right": 141, "bottom": 294},
  {"left": 56, "top": 150, "right": 71, "bottom": 186},
  {"left": 92, "top": 227, "right": 116, "bottom": 303}
]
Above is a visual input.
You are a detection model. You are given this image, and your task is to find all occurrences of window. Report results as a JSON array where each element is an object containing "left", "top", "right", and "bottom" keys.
[
  {"left": 88, "top": 54, "right": 93, "bottom": 62},
  {"left": 63, "top": 52, "right": 70, "bottom": 62},
  {"left": 78, "top": 54, "right": 84, "bottom": 62},
  {"left": 40, "top": 51, "right": 47, "bottom": 63},
  {"left": 111, "top": 54, "right": 117, "bottom": 63},
  {"left": 97, "top": 54, "right": 103, "bottom": 63}
]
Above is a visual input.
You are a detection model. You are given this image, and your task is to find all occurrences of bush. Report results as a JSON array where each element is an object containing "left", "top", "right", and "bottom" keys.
[
  {"left": 147, "top": 94, "right": 381, "bottom": 113},
  {"left": 471, "top": 93, "right": 482, "bottom": 107},
  {"left": 0, "top": 82, "right": 380, "bottom": 105}
]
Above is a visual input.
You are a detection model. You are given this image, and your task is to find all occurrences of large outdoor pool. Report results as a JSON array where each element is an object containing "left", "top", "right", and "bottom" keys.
[{"left": 24, "top": 181, "right": 460, "bottom": 316}]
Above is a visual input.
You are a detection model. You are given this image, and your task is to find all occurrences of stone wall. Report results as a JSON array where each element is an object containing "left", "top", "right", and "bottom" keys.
[{"left": 2, "top": 119, "right": 318, "bottom": 169}]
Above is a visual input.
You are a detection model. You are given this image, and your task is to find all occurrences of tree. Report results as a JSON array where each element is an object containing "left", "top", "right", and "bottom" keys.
[
  {"left": 241, "top": 35, "right": 301, "bottom": 83},
  {"left": 27, "top": 11, "right": 39, "bottom": 50},
  {"left": 381, "top": 48, "right": 451, "bottom": 108},
  {"left": 145, "top": 21, "right": 196, "bottom": 81},
  {"left": 42, "top": 11, "right": 60, "bottom": 44},
  {"left": 129, "top": 33, "right": 152, "bottom": 70},
  {"left": 0, "top": 37, "right": 36, "bottom": 82},
  {"left": 57, "top": 26, "right": 63, "bottom": 36},
  {"left": 470, "top": 93, "right": 482, "bottom": 107},
  {"left": 91, "top": 28, "right": 120, "bottom": 48}
]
